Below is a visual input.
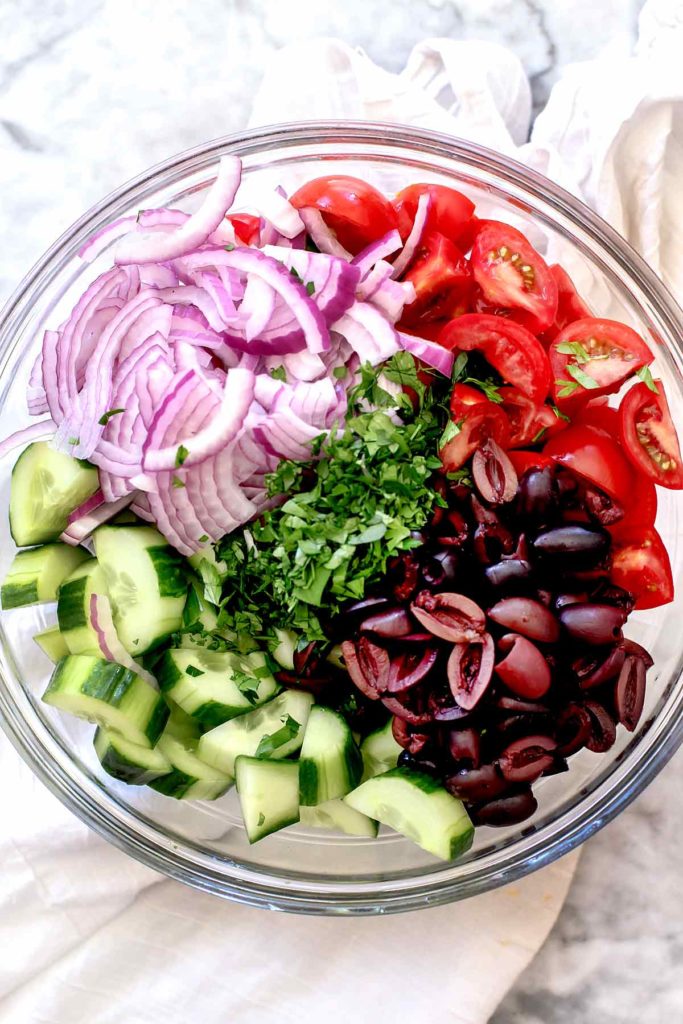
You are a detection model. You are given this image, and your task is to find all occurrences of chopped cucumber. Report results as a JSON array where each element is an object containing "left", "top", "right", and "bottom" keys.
[
  {"left": 361, "top": 718, "right": 402, "bottom": 782},
  {"left": 235, "top": 756, "right": 299, "bottom": 842},
  {"left": 94, "top": 727, "right": 171, "bottom": 785},
  {"left": 344, "top": 767, "right": 475, "bottom": 862},
  {"left": 197, "top": 689, "right": 314, "bottom": 777},
  {"left": 57, "top": 557, "right": 109, "bottom": 654},
  {"left": 150, "top": 728, "right": 232, "bottom": 801},
  {"left": 33, "top": 624, "right": 70, "bottom": 663},
  {"left": 42, "top": 654, "right": 168, "bottom": 748},
  {"left": 300, "top": 798, "right": 378, "bottom": 838},
  {"left": 299, "top": 705, "right": 362, "bottom": 805},
  {"left": 270, "top": 628, "right": 297, "bottom": 671},
  {"left": 9, "top": 442, "right": 99, "bottom": 547},
  {"left": 93, "top": 525, "right": 187, "bottom": 654},
  {"left": 158, "top": 648, "right": 280, "bottom": 728},
  {"left": 1, "top": 544, "right": 89, "bottom": 609}
]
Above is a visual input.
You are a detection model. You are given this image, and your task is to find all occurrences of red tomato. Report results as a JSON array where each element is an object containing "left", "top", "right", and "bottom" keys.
[
  {"left": 540, "top": 265, "right": 592, "bottom": 343},
  {"left": 543, "top": 423, "right": 633, "bottom": 504},
  {"left": 289, "top": 175, "right": 398, "bottom": 254},
  {"left": 619, "top": 380, "right": 683, "bottom": 489},
  {"left": 438, "top": 313, "right": 552, "bottom": 405},
  {"left": 393, "top": 184, "right": 475, "bottom": 247},
  {"left": 550, "top": 318, "right": 653, "bottom": 407},
  {"left": 614, "top": 474, "right": 658, "bottom": 533},
  {"left": 508, "top": 450, "right": 554, "bottom": 475},
  {"left": 609, "top": 526, "right": 674, "bottom": 610},
  {"left": 497, "top": 387, "right": 566, "bottom": 448},
  {"left": 440, "top": 384, "right": 510, "bottom": 471},
  {"left": 226, "top": 213, "right": 261, "bottom": 246},
  {"left": 470, "top": 221, "right": 558, "bottom": 333},
  {"left": 399, "top": 232, "right": 473, "bottom": 327},
  {"left": 575, "top": 398, "right": 619, "bottom": 436}
]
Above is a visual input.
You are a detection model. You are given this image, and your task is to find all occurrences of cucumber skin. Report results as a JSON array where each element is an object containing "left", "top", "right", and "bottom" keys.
[
  {"left": 57, "top": 575, "right": 90, "bottom": 630},
  {"left": 158, "top": 650, "right": 279, "bottom": 729},
  {"left": 149, "top": 767, "right": 197, "bottom": 799},
  {"left": 147, "top": 547, "right": 188, "bottom": 599},
  {"left": 94, "top": 730, "right": 170, "bottom": 785},
  {"left": 299, "top": 708, "right": 363, "bottom": 806},
  {"left": 9, "top": 442, "right": 99, "bottom": 546},
  {"left": 1, "top": 580, "right": 38, "bottom": 609}
]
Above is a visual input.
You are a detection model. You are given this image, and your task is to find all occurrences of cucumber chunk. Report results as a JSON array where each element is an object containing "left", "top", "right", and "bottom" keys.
[
  {"left": 9, "top": 442, "right": 99, "bottom": 547},
  {"left": 1, "top": 544, "right": 89, "bottom": 609},
  {"left": 270, "top": 628, "right": 297, "bottom": 671},
  {"left": 300, "top": 798, "right": 378, "bottom": 838},
  {"left": 33, "top": 624, "right": 70, "bottom": 663},
  {"left": 235, "top": 756, "right": 299, "bottom": 842},
  {"left": 93, "top": 525, "right": 187, "bottom": 654},
  {"left": 344, "top": 767, "right": 475, "bottom": 862},
  {"left": 197, "top": 689, "right": 314, "bottom": 777},
  {"left": 94, "top": 727, "right": 171, "bottom": 785},
  {"left": 42, "top": 654, "right": 168, "bottom": 748},
  {"left": 57, "top": 557, "right": 109, "bottom": 654},
  {"left": 361, "top": 718, "right": 402, "bottom": 782},
  {"left": 149, "top": 718, "right": 232, "bottom": 800},
  {"left": 299, "top": 705, "right": 362, "bottom": 806}
]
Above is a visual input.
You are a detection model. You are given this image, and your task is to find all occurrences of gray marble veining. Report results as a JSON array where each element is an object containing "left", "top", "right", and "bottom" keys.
[{"left": 1, "top": 2, "right": 681, "bottom": 1023}]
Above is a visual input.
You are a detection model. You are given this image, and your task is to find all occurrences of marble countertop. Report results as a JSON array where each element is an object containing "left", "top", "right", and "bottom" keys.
[{"left": 1, "top": 2, "right": 681, "bottom": 1022}]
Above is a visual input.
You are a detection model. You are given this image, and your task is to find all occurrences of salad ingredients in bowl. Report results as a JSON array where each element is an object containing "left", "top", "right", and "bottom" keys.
[{"left": 0, "top": 133, "right": 681, "bottom": 881}]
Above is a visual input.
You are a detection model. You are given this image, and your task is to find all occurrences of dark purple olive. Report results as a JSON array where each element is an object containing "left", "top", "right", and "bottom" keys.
[
  {"left": 398, "top": 632, "right": 435, "bottom": 643},
  {"left": 392, "top": 716, "right": 431, "bottom": 754},
  {"left": 496, "top": 696, "right": 549, "bottom": 714},
  {"left": 473, "top": 521, "right": 516, "bottom": 565},
  {"left": 421, "top": 550, "right": 459, "bottom": 587},
  {"left": 429, "top": 693, "right": 473, "bottom": 723},
  {"left": 583, "top": 700, "right": 618, "bottom": 753},
  {"left": 497, "top": 734, "right": 557, "bottom": 783},
  {"left": 554, "top": 591, "right": 589, "bottom": 611},
  {"left": 574, "top": 644, "right": 625, "bottom": 689},
  {"left": 555, "top": 703, "right": 593, "bottom": 757},
  {"left": 411, "top": 590, "right": 485, "bottom": 643},
  {"left": 470, "top": 788, "right": 538, "bottom": 826},
  {"left": 343, "top": 596, "right": 390, "bottom": 620},
  {"left": 494, "top": 634, "right": 552, "bottom": 699},
  {"left": 274, "top": 670, "right": 329, "bottom": 696},
  {"left": 382, "top": 694, "right": 434, "bottom": 726},
  {"left": 536, "top": 588, "right": 553, "bottom": 608},
  {"left": 361, "top": 606, "right": 414, "bottom": 638},
  {"left": 515, "top": 466, "right": 557, "bottom": 526},
  {"left": 615, "top": 655, "right": 647, "bottom": 732},
  {"left": 342, "top": 637, "right": 389, "bottom": 700},
  {"left": 448, "top": 727, "right": 481, "bottom": 768},
  {"left": 448, "top": 633, "right": 495, "bottom": 710},
  {"left": 620, "top": 637, "right": 654, "bottom": 668},
  {"left": 591, "top": 582, "right": 636, "bottom": 612},
  {"left": 387, "top": 646, "right": 439, "bottom": 694},
  {"left": 543, "top": 757, "right": 569, "bottom": 776},
  {"left": 445, "top": 763, "right": 509, "bottom": 802},
  {"left": 559, "top": 603, "right": 627, "bottom": 645},
  {"left": 582, "top": 484, "right": 624, "bottom": 526},
  {"left": 435, "top": 510, "right": 469, "bottom": 548},
  {"left": 389, "top": 551, "right": 420, "bottom": 602},
  {"left": 484, "top": 558, "right": 533, "bottom": 590},
  {"left": 488, "top": 596, "right": 560, "bottom": 643},
  {"left": 292, "top": 641, "right": 318, "bottom": 676},
  {"left": 555, "top": 468, "right": 579, "bottom": 504},
  {"left": 397, "top": 750, "right": 440, "bottom": 775},
  {"left": 472, "top": 438, "right": 518, "bottom": 504},
  {"left": 531, "top": 524, "right": 610, "bottom": 568}
]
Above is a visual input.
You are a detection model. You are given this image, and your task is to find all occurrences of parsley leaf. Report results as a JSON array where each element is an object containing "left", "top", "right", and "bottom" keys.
[
  {"left": 566, "top": 364, "right": 600, "bottom": 390},
  {"left": 196, "top": 557, "right": 223, "bottom": 606},
  {"left": 175, "top": 444, "right": 189, "bottom": 467},
  {"left": 452, "top": 352, "right": 469, "bottom": 382},
  {"left": 269, "top": 365, "right": 287, "bottom": 383},
  {"left": 305, "top": 281, "right": 315, "bottom": 296},
  {"left": 446, "top": 467, "right": 473, "bottom": 487},
  {"left": 198, "top": 534, "right": 209, "bottom": 543},
  {"left": 255, "top": 715, "right": 301, "bottom": 758},
  {"left": 556, "top": 340, "right": 591, "bottom": 363},
  {"left": 550, "top": 403, "right": 570, "bottom": 422},
  {"left": 233, "top": 667, "right": 261, "bottom": 704},
  {"left": 635, "top": 365, "right": 659, "bottom": 393},
  {"left": 439, "top": 418, "right": 462, "bottom": 449},
  {"left": 185, "top": 664, "right": 204, "bottom": 677},
  {"left": 98, "top": 408, "right": 125, "bottom": 426},
  {"left": 555, "top": 378, "right": 581, "bottom": 398},
  {"left": 68, "top": 437, "right": 80, "bottom": 446},
  {"left": 172, "top": 475, "right": 185, "bottom": 488},
  {"left": 333, "top": 365, "right": 348, "bottom": 380},
  {"left": 531, "top": 427, "right": 547, "bottom": 444},
  {"left": 257, "top": 812, "right": 265, "bottom": 827}
]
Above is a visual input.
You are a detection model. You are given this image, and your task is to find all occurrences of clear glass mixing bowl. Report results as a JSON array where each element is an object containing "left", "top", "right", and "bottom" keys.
[{"left": 0, "top": 122, "right": 681, "bottom": 914}]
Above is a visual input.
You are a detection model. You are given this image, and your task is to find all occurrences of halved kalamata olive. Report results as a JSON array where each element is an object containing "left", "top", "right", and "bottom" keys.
[
  {"left": 574, "top": 645, "right": 625, "bottom": 689},
  {"left": 392, "top": 716, "right": 431, "bottom": 754},
  {"left": 559, "top": 603, "right": 627, "bottom": 645},
  {"left": 536, "top": 588, "right": 553, "bottom": 608},
  {"left": 497, "top": 734, "right": 557, "bottom": 783},
  {"left": 470, "top": 788, "right": 538, "bottom": 826},
  {"left": 445, "top": 763, "right": 509, "bottom": 802},
  {"left": 292, "top": 641, "right": 318, "bottom": 676},
  {"left": 484, "top": 558, "right": 533, "bottom": 591},
  {"left": 387, "top": 646, "right": 439, "bottom": 694},
  {"left": 448, "top": 727, "right": 481, "bottom": 768},
  {"left": 435, "top": 509, "right": 470, "bottom": 548},
  {"left": 543, "top": 756, "right": 569, "bottom": 777},
  {"left": 615, "top": 656, "right": 647, "bottom": 732},
  {"left": 342, "top": 596, "right": 390, "bottom": 624},
  {"left": 399, "top": 632, "right": 435, "bottom": 643},
  {"left": 620, "top": 637, "right": 654, "bottom": 668},
  {"left": 555, "top": 468, "right": 579, "bottom": 503},
  {"left": 361, "top": 606, "right": 414, "bottom": 638},
  {"left": 389, "top": 551, "right": 420, "bottom": 602},
  {"left": 382, "top": 694, "right": 434, "bottom": 726},
  {"left": 448, "top": 633, "right": 495, "bottom": 710},
  {"left": 397, "top": 750, "right": 440, "bottom": 775},
  {"left": 515, "top": 466, "right": 557, "bottom": 527},
  {"left": 472, "top": 438, "right": 518, "bottom": 505},
  {"left": 488, "top": 596, "right": 560, "bottom": 643},
  {"left": 591, "top": 582, "right": 636, "bottom": 612},
  {"left": 583, "top": 700, "right": 618, "bottom": 753},
  {"left": 496, "top": 696, "right": 550, "bottom": 714},
  {"left": 474, "top": 521, "right": 516, "bottom": 565},
  {"left": 555, "top": 703, "right": 593, "bottom": 756},
  {"left": 274, "top": 670, "right": 329, "bottom": 697},
  {"left": 411, "top": 590, "right": 485, "bottom": 642},
  {"left": 582, "top": 484, "right": 624, "bottom": 526},
  {"left": 531, "top": 524, "right": 610, "bottom": 569},
  {"left": 495, "top": 634, "right": 551, "bottom": 699},
  {"left": 342, "top": 637, "right": 389, "bottom": 700},
  {"left": 421, "top": 550, "right": 460, "bottom": 587},
  {"left": 554, "top": 591, "right": 588, "bottom": 611}
]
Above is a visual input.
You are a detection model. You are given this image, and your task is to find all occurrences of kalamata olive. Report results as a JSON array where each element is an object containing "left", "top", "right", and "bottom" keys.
[
  {"left": 389, "top": 551, "right": 420, "bottom": 602},
  {"left": 398, "top": 632, "right": 435, "bottom": 643},
  {"left": 292, "top": 641, "right": 319, "bottom": 676},
  {"left": 445, "top": 763, "right": 509, "bottom": 802},
  {"left": 536, "top": 588, "right": 553, "bottom": 608},
  {"left": 531, "top": 524, "right": 610, "bottom": 568},
  {"left": 494, "top": 633, "right": 552, "bottom": 699},
  {"left": 496, "top": 696, "right": 550, "bottom": 714},
  {"left": 448, "top": 727, "right": 481, "bottom": 768},
  {"left": 615, "top": 655, "right": 647, "bottom": 732},
  {"left": 342, "top": 637, "right": 389, "bottom": 700},
  {"left": 515, "top": 466, "right": 557, "bottom": 526},
  {"left": 470, "top": 787, "right": 538, "bottom": 826},
  {"left": 361, "top": 606, "right": 414, "bottom": 638},
  {"left": 574, "top": 644, "right": 625, "bottom": 689},
  {"left": 583, "top": 700, "right": 618, "bottom": 753},
  {"left": 421, "top": 550, "right": 459, "bottom": 587},
  {"left": 582, "top": 484, "right": 624, "bottom": 526},
  {"left": 543, "top": 757, "right": 569, "bottom": 776},
  {"left": 497, "top": 734, "right": 557, "bottom": 783},
  {"left": 555, "top": 703, "right": 593, "bottom": 756},
  {"left": 382, "top": 694, "right": 434, "bottom": 726},
  {"left": 448, "top": 633, "right": 495, "bottom": 710},
  {"left": 343, "top": 596, "right": 390, "bottom": 619},
  {"left": 484, "top": 558, "right": 533, "bottom": 590},
  {"left": 591, "top": 582, "right": 636, "bottom": 612},
  {"left": 274, "top": 670, "right": 329, "bottom": 696},
  {"left": 488, "top": 596, "right": 560, "bottom": 643},
  {"left": 555, "top": 468, "right": 579, "bottom": 504},
  {"left": 620, "top": 637, "right": 654, "bottom": 668},
  {"left": 474, "top": 521, "right": 516, "bottom": 565},
  {"left": 559, "top": 603, "right": 627, "bottom": 645},
  {"left": 435, "top": 510, "right": 469, "bottom": 548},
  {"left": 411, "top": 590, "right": 485, "bottom": 643},
  {"left": 387, "top": 646, "right": 439, "bottom": 694},
  {"left": 554, "top": 592, "right": 589, "bottom": 611},
  {"left": 397, "top": 750, "right": 440, "bottom": 775},
  {"left": 429, "top": 693, "right": 473, "bottom": 723},
  {"left": 392, "top": 716, "right": 431, "bottom": 754},
  {"left": 472, "top": 438, "right": 518, "bottom": 504}
]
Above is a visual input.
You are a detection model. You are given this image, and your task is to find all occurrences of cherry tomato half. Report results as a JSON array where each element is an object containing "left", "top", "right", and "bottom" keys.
[
  {"left": 438, "top": 313, "right": 552, "bottom": 405},
  {"left": 543, "top": 423, "right": 633, "bottom": 504},
  {"left": 574, "top": 398, "right": 619, "bottom": 437},
  {"left": 497, "top": 387, "right": 566, "bottom": 448},
  {"left": 550, "top": 318, "right": 653, "bottom": 408},
  {"left": 440, "top": 384, "right": 510, "bottom": 471},
  {"left": 470, "top": 221, "right": 558, "bottom": 333},
  {"left": 614, "top": 474, "right": 658, "bottom": 533},
  {"left": 508, "top": 450, "right": 554, "bottom": 475},
  {"left": 226, "top": 213, "right": 261, "bottom": 246},
  {"left": 540, "top": 264, "right": 592, "bottom": 343},
  {"left": 609, "top": 526, "right": 674, "bottom": 610},
  {"left": 399, "top": 232, "right": 472, "bottom": 327},
  {"left": 393, "top": 184, "right": 475, "bottom": 248},
  {"left": 619, "top": 380, "right": 683, "bottom": 489},
  {"left": 289, "top": 175, "right": 398, "bottom": 254}
]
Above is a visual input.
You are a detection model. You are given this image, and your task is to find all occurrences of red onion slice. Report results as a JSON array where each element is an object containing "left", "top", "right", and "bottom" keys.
[
  {"left": 390, "top": 192, "right": 430, "bottom": 279},
  {"left": 398, "top": 330, "right": 454, "bottom": 377},
  {"left": 298, "top": 207, "right": 353, "bottom": 260},
  {"left": 89, "top": 593, "right": 158, "bottom": 688}
]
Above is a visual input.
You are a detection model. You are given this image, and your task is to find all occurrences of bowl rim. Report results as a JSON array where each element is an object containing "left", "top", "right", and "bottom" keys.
[{"left": 1, "top": 118, "right": 683, "bottom": 914}]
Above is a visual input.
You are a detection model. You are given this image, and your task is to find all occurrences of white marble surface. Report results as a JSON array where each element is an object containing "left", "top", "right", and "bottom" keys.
[{"left": 1, "top": 2, "right": 681, "bottom": 1022}]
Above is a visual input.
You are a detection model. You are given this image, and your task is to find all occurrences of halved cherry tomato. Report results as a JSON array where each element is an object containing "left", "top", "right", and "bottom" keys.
[
  {"left": 226, "top": 213, "right": 261, "bottom": 246},
  {"left": 289, "top": 175, "right": 398, "bottom": 254},
  {"left": 438, "top": 313, "right": 552, "bottom": 405},
  {"left": 543, "top": 423, "right": 633, "bottom": 504},
  {"left": 619, "top": 380, "right": 683, "bottom": 489},
  {"left": 399, "top": 232, "right": 473, "bottom": 327},
  {"left": 574, "top": 398, "right": 619, "bottom": 436},
  {"left": 470, "top": 221, "right": 558, "bottom": 333},
  {"left": 508, "top": 450, "right": 554, "bottom": 475},
  {"left": 440, "top": 384, "right": 510, "bottom": 471},
  {"left": 393, "top": 183, "right": 475, "bottom": 248},
  {"left": 497, "top": 387, "right": 566, "bottom": 448},
  {"left": 550, "top": 318, "right": 653, "bottom": 407},
  {"left": 540, "top": 265, "right": 592, "bottom": 343},
  {"left": 614, "top": 474, "right": 658, "bottom": 533},
  {"left": 609, "top": 526, "right": 674, "bottom": 609}
]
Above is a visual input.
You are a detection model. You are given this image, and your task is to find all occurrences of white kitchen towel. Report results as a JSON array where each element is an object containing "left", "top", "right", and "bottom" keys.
[{"left": 3, "top": 0, "right": 682, "bottom": 1020}]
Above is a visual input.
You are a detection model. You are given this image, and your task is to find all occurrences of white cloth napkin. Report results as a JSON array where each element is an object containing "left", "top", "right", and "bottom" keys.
[{"left": 3, "top": 1, "right": 682, "bottom": 1020}]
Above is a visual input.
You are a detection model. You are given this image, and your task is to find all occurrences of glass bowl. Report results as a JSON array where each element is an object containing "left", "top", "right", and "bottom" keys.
[{"left": 1, "top": 121, "right": 682, "bottom": 915}]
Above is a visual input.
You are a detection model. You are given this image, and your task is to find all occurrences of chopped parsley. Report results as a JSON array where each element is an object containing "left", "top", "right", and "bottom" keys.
[
  {"left": 233, "top": 668, "right": 261, "bottom": 705},
  {"left": 333, "top": 365, "right": 348, "bottom": 380},
  {"left": 269, "top": 365, "right": 287, "bottom": 383},
  {"left": 305, "top": 281, "right": 316, "bottom": 297},
  {"left": 185, "top": 664, "right": 204, "bottom": 677},
  {"left": 175, "top": 444, "right": 189, "bottom": 467},
  {"left": 451, "top": 351, "right": 503, "bottom": 402},
  {"left": 439, "top": 418, "right": 462, "bottom": 449},
  {"left": 196, "top": 557, "right": 223, "bottom": 606},
  {"left": 635, "top": 365, "right": 659, "bottom": 393},
  {"left": 68, "top": 437, "right": 80, "bottom": 446},
  {"left": 98, "top": 408, "right": 125, "bottom": 426},
  {"left": 172, "top": 475, "right": 185, "bottom": 489},
  {"left": 551, "top": 403, "right": 570, "bottom": 422},
  {"left": 566, "top": 363, "right": 600, "bottom": 390},
  {"left": 255, "top": 715, "right": 301, "bottom": 758},
  {"left": 198, "top": 534, "right": 209, "bottom": 544},
  {"left": 257, "top": 812, "right": 266, "bottom": 827},
  {"left": 556, "top": 340, "right": 591, "bottom": 363}
]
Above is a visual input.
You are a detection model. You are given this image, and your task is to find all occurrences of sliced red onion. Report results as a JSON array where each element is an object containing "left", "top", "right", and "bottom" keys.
[
  {"left": 253, "top": 189, "right": 305, "bottom": 239},
  {"left": 352, "top": 230, "right": 402, "bottom": 278},
  {"left": 357, "top": 260, "right": 393, "bottom": 302},
  {"left": 391, "top": 192, "right": 430, "bottom": 278},
  {"left": 61, "top": 493, "right": 136, "bottom": 545},
  {"left": 398, "top": 331, "right": 454, "bottom": 377},
  {"left": 298, "top": 207, "right": 353, "bottom": 260},
  {"left": 0, "top": 420, "right": 55, "bottom": 461},
  {"left": 89, "top": 593, "right": 158, "bottom": 688},
  {"left": 332, "top": 301, "right": 400, "bottom": 365},
  {"left": 369, "top": 277, "right": 416, "bottom": 323},
  {"left": 263, "top": 245, "right": 360, "bottom": 326},
  {"left": 78, "top": 215, "right": 138, "bottom": 262}
]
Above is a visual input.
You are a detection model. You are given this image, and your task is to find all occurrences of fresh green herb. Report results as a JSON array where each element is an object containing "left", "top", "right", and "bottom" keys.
[
  {"left": 450, "top": 351, "right": 502, "bottom": 402},
  {"left": 233, "top": 668, "right": 260, "bottom": 705},
  {"left": 257, "top": 812, "right": 266, "bottom": 827},
  {"left": 635, "top": 365, "right": 659, "bottom": 393},
  {"left": 196, "top": 557, "right": 223, "bottom": 606},
  {"left": 451, "top": 352, "right": 469, "bottom": 382},
  {"left": 556, "top": 340, "right": 591, "bottom": 363},
  {"left": 172, "top": 475, "right": 185, "bottom": 489},
  {"left": 68, "top": 437, "right": 80, "bottom": 446},
  {"left": 198, "top": 534, "right": 209, "bottom": 544},
  {"left": 566, "top": 363, "right": 600, "bottom": 390},
  {"left": 531, "top": 427, "right": 547, "bottom": 444},
  {"left": 333, "top": 365, "right": 348, "bottom": 380},
  {"left": 98, "top": 408, "right": 125, "bottom": 426},
  {"left": 269, "top": 365, "right": 287, "bottom": 383},
  {"left": 446, "top": 467, "right": 473, "bottom": 487},
  {"left": 182, "top": 587, "right": 202, "bottom": 629},
  {"left": 550, "top": 403, "right": 570, "bottom": 422},
  {"left": 255, "top": 715, "right": 301, "bottom": 758},
  {"left": 305, "top": 281, "right": 316, "bottom": 297},
  {"left": 290, "top": 266, "right": 303, "bottom": 282},
  {"left": 555, "top": 378, "right": 581, "bottom": 398},
  {"left": 175, "top": 445, "right": 189, "bottom": 467},
  {"left": 225, "top": 243, "right": 235, "bottom": 252},
  {"left": 439, "top": 418, "right": 462, "bottom": 449},
  {"left": 185, "top": 664, "right": 204, "bottom": 677}
]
